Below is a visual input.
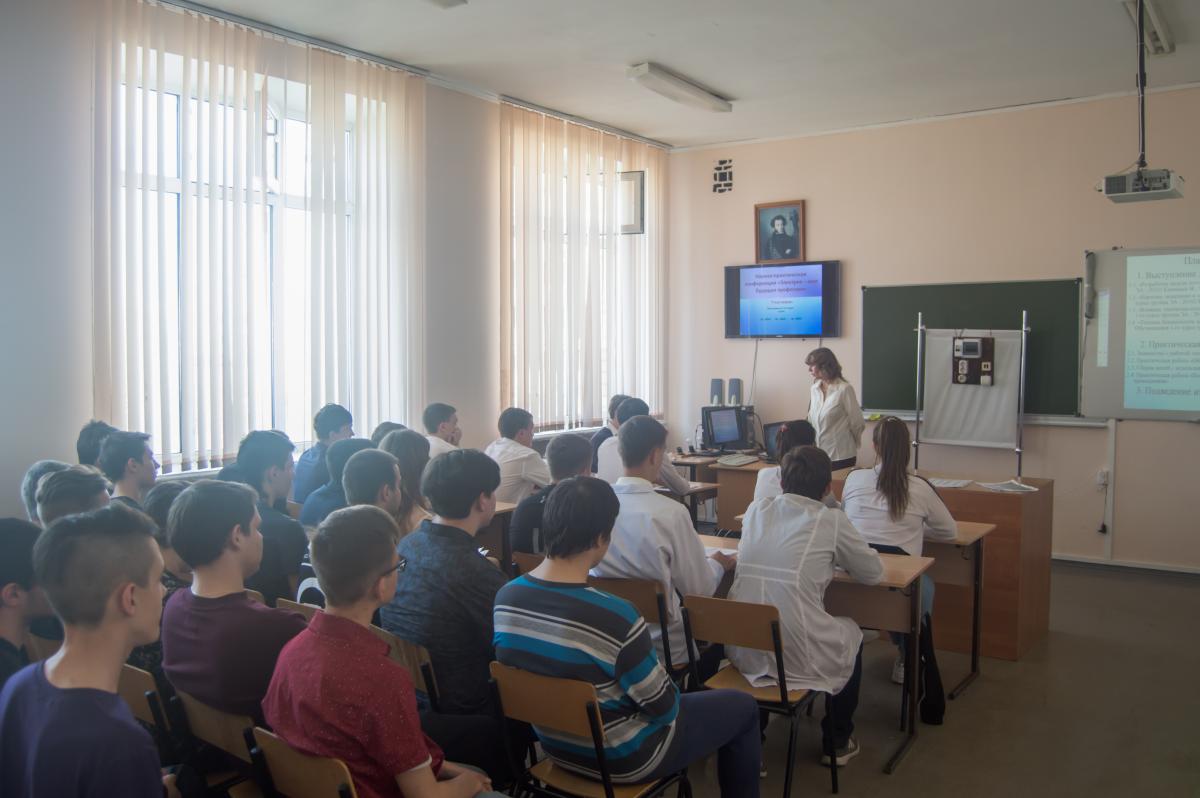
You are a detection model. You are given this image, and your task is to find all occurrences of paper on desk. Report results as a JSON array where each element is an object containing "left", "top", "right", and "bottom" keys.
[
  {"left": 929, "top": 478, "right": 972, "bottom": 489},
  {"left": 976, "top": 479, "right": 1038, "bottom": 493},
  {"left": 704, "top": 546, "right": 738, "bottom": 557}
]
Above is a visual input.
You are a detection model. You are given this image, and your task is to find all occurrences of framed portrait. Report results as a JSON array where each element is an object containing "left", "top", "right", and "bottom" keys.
[{"left": 754, "top": 200, "right": 805, "bottom": 264}]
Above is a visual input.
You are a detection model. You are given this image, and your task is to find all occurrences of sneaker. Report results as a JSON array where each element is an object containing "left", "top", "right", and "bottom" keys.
[
  {"left": 821, "top": 737, "right": 860, "bottom": 767},
  {"left": 891, "top": 656, "right": 905, "bottom": 685}
]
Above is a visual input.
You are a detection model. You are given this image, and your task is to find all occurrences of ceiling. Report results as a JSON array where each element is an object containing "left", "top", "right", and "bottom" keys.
[{"left": 197, "top": 0, "right": 1200, "bottom": 148}]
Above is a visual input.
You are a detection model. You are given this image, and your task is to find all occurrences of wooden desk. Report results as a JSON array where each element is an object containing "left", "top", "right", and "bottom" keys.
[
  {"left": 668, "top": 454, "right": 718, "bottom": 482},
  {"left": 697, "top": 534, "right": 932, "bottom": 773},
  {"left": 477, "top": 502, "right": 517, "bottom": 576},
  {"left": 711, "top": 461, "right": 771, "bottom": 529},
  {"left": 659, "top": 481, "right": 719, "bottom": 526}
]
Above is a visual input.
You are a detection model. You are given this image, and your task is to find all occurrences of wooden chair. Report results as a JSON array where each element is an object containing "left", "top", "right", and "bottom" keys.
[
  {"left": 23, "top": 632, "right": 61, "bottom": 661},
  {"left": 511, "top": 551, "right": 545, "bottom": 575},
  {"left": 587, "top": 577, "right": 685, "bottom": 680},
  {"left": 368, "top": 624, "right": 441, "bottom": 713},
  {"left": 171, "top": 690, "right": 256, "bottom": 765},
  {"left": 118, "top": 664, "right": 178, "bottom": 759},
  {"left": 681, "top": 595, "right": 833, "bottom": 796},
  {"left": 276, "top": 598, "right": 320, "bottom": 621},
  {"left": 246, "top": 589, "right": 267, "bottom": 605},
  {"left": 246, "top": 727, "right": 358, "bottom": 798},
  {"left": 489, "top": 662, "right": 691, "bottom": 798}
]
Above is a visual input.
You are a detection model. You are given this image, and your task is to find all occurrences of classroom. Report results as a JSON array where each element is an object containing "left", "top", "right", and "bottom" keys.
[{"left": 1, "top": 1, "right": 1198, "bottom": 797}]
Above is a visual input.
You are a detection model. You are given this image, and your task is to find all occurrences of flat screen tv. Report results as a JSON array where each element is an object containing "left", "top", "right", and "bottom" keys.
[{"left": 724, "top": 261, "right": 841, "bottom": 338}]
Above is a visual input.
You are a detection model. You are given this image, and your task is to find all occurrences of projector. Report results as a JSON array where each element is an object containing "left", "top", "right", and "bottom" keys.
[{"left": 1102, "top": 169, "right": 1185, "bottom": 203}]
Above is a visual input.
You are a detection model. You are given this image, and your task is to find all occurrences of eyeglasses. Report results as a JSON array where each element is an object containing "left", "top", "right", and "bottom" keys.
[{"left": 380, "top": 556, "right": 407, "bottom": 579}]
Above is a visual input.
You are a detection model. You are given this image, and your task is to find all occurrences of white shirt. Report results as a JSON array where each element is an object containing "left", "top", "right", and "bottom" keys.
[
  {"left": 591, "top": 477, "right": 724, "bottom": 669},
  {"left": 727, "top": 494, "right": 883, "bottom": 693},
  {"left": 753, "top": 466, "right": 840, "bottom": 509},
  {"left": 426, "top": 435, "right": 459, "bottom": 459},
  {"left": 483, "top": 437, "right": 552, "bottom": 504},
  {"left": 595, "top": 436, "right": 690, "bottom": 496},
  {"left": 841, "top": 466, "right": 957, "bottom": 556},
  {"left": 807, "top": 379, "right": 865, "bottom": 462}
]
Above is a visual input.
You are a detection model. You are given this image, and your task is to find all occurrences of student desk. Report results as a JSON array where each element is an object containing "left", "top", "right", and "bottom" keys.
[
  {"left": 710, "top": 460, "right": 771, "bottom": 529},
  {"left": 667, "top": 454, "right": 718, "bottom": 482},
  {"left": 658, "top": 481, "right": 720, "bottom": 526},
  {"left": 477, "top": 502, "right": 518, "bottom": 576},
  {"left": 699, "top": 534, "right": 932, "bottom": 773}
]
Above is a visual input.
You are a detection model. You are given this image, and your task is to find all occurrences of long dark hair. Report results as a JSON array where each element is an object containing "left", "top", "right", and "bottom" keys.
[
  {"left": 775, "top": 420, "right": 816, "bottom": 458},
  {"left": 805, "top": 347, "right": 843, "bottom": 381},
  {"left": 379, "top": 430, "right": 430, "bottom": 523},
  {"left": 873, "top": 416, "right": 911, "bottom": 521}
]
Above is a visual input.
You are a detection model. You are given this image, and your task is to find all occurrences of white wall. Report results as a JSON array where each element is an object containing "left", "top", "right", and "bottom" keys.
[{"left": 0, "top": 0, "right": 97, "bottom": 518}]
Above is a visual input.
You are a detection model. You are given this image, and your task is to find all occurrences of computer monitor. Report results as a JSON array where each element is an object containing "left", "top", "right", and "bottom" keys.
[
  {"left": 701, "top": 405, "right": 753, "bottom": 450},
  {"left": 762, "top": 421, "right": 787, "bottom": 462}
]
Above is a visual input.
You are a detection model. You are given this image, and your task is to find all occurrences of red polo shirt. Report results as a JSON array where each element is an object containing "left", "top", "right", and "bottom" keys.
[{"left": 262, "top": 611, "right": 444, "bottom": 798}]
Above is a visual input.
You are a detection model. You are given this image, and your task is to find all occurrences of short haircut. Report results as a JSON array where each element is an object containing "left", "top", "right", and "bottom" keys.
[
  {"left": 342, "top": 449, "right": 400, "bottom": 506},
  {"left": 77, "top": 420, "right": 118, "bottom": 465},
  {"left": 98, "top": 431, "right": 152, "bottom": 482},
  {"left": 236, "top": 430, "right": 295, "bottom": 493},
  {"left": 615, "top": 397, "right": 650, "bottom": 425},
  {"left": 546, "top": 434, "right": 594, "bottom": 481},
  {"left": 311, "top": 505, "right": 401, "bottom": 606},
  {"left": 327, "top": 438, "right": 376, "bottom": 488},
  {"left": 421, "top": 448, "right": 500, "bottom": 519},
  {"left": 142, "top": 480, "right": 189, "bottom": 546},
  {"left": 498, "top": 407, "right": 534, "bottom": 439},
  {"left": 422, "top": 403, "right": 456, "bottom": 434},
  {"left": 36, "top": 467, "right": 111, "bottom": 526},
  {"left": 0, "top": 518, "right": 42, "bottom": 590},
  {"left": 34, "top": 504, "right": 158, "bottom": 627},
  {"left": 216, "top": 462, "right": 248, "bottom": 484},
  {"left": 370, "top": 421, "right": 407, "bottom": 447},
  {"left": 313, "top": 404, "right": 354, "bottom": 440},
  {"left": 167, "top": 479, "right": 259, "bottom": 568},
  {"left": 607, "top": 394, "right": 633, "bottom": 421},
  {"left": 780, "top": 445, "right": 833, "bottom": 501},
  {"left": 21, "top": 460, "right": 70, "bottom": 523},
  {"left": 618, "top": 416, "right": 667, "bottom": 468},
  {"left": 541, "top": 477, "right": 620, "bottom": 559}
]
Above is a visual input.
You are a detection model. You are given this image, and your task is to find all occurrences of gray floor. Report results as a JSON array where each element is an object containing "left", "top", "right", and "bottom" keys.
[{"left": 686, "top": 561, "right": 1200, "bottom": 797}]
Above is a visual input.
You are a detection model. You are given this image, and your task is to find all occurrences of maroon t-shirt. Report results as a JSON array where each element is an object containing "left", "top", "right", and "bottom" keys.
[{"left": 161, "top": 589, "right": 306, "bottom": 720}]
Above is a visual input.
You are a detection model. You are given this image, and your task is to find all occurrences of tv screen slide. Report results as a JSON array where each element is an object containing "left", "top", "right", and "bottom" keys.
[{"left": 724, "top": 261, "right": 840, "bottom": 338}]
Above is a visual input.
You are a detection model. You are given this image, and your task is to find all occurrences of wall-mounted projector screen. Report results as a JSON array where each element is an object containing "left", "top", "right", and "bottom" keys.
[
  {"left": 724, "top": 261, "right": 840, "bottom": 338},
  {"left": 1081, "top": 247, "right": 1200, "bottom": 421}
]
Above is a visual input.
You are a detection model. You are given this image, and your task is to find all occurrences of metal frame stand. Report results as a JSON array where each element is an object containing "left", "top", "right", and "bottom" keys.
[{"left": 913, "top": 312, "right": 926, "bottom": 469}]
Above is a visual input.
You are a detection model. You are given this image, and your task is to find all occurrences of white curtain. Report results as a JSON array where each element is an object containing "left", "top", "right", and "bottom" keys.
[
  {"left": 92, "top": 0, "right": 425, "bottom": 470},
  {"left": 500, "top": 103, "right": 668, "bottom": 430}
]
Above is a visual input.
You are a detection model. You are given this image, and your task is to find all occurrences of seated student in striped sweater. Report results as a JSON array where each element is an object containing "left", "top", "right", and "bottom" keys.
[{"left": 494, "top": 477, "right": 761, "bottom": 797}]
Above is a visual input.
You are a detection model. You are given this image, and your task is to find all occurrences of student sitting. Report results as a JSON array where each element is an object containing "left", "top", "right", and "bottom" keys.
[
  {"left": 841, "top": 416, "right": 955, "bottom": 684},
  {"left": 589, "top": 393, "right": 630, "bottom": 473},
  {"left": 379, "top": 429, "right": 432, "bottom": 537},
  {"left": 595, "top": 398, "right": 690, "bottom": 496},
  {"left": 0, "top": 520, "right": 52, "bottom": 689},
  {"left": 160, "top": 480, "right": 306, "bottom": 720},
  {"left": 592, "top": 416, "right": 735, "bottom": 672},
  {"left": 753, "top": 420, "right": 836, "bottom": 506},
  {"left": 294, "top": 404, "right": 355, "bottom": 504},
  {"left": 19, "top": 460, "right": 69, "bottom": 526},
  {"left": 423, "top": 402, "right": 462, "bottom": 458},
  {"left": 727, "top": 446, "right": 883, "bottom": 767},
  {"left": 76, "top": 419, "right": 118, "bottom": 467},
  {"left": 496, "top": 477, "right": 761, "bottom": 796},
  {"left": 484, "top": 407, "right": 552, "bottom": 504},
  {"left": 299, "top": 437, "right": 375, "bottom": 526},
  {"left": 36, "top": 466, "right": 111, "bottom": 527},
  {"left": 99, "top": 430, "right": 160, "bottom": 511},
  {"left": 370, "top": 420, "right": 407, "bottom": 447},
  {"left": 0, "top": 505, "right": 168, "bottom": 797},
  {"left": 264, "top": 506, "right": 505, "bottom": 798},
  {"left": 236, "top": 431, "right": 309, "bottom": 605},
  {"left": 127, "top": 481, "right": 192, "bottom": 677},
  {"left": 509, "top": 433, "right": 593, "bottom": 554},
  {"left": 380, "top": 449, "right": 508, "bottom": 716}
]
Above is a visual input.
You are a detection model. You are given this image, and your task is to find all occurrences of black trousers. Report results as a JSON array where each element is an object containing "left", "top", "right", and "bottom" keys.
[
  {"left": 830, "top": 457, "right": 857, "bottom": 471},
  {"left": 758, "top": 644, "right": 864, "bottom": 750}
]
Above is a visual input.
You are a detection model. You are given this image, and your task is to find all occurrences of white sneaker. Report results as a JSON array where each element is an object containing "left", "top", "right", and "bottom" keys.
[
  {"left": 891, "top": 656, "right": 905, "bottom": 685},
  {"left": 821, "top": 737, "right": 861, "bottom": 767}
]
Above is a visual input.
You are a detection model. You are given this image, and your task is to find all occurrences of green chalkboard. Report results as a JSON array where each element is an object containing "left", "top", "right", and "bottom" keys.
[{"left": 861, "top": 279, "right": 1081, "bottom": 415}]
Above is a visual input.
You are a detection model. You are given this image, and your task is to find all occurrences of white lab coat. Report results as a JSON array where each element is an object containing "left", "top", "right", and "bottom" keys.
[
  {"left": 807, "top": 380, "right": 865, "bottom": 463},
  {"left": 841, "top": 466, "right": 957, "bottom": 556},
  {"left": 591, "top": 477, "right": 724, "bottom": 669},
  {"left": 727, "top": 494, "right": 883, "bottom": 694},
  {"left": 753, "top": 466, "right": 840, "bottom": 509},
  {"left": 484, "top": 437, "right": 552, "bottom": 504},
  {"left": 595, "top": 437, "right": 690, "bottom": 497},
  {"left": 426, "top": 435, "right": 459, "bottom": 459}
]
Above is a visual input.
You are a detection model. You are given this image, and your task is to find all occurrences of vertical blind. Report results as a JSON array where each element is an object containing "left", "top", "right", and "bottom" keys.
[
  {"left": 92, "top": 0, "right": 426, "bottom": 470},
  {"left": 500, "top": 103, "right": 668, "bottom": 430}
]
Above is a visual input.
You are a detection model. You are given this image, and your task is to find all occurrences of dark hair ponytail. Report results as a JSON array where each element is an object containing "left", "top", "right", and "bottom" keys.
[
  {"left": 872, "top": 416, "right": 911, "bottom": 521},
  {"left": 775, "top": 420, "right": 816, "bottom": 457}
]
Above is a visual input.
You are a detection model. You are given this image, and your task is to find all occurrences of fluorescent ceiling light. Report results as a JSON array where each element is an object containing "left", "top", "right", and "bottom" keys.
[
  {"left": 627, "top": 62, "right": 732, "bottom": 113},
  {"left": 1122, "top": 0, "right": 1174, "bottom": 55},
  {"left": 426, "top": 0, "right": 468, "bottom": 8}
]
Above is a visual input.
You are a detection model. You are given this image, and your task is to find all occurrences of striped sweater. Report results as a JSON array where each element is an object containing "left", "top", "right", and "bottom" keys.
[{"left": 494, "top": 575, "right": 679, "bottom": 782}]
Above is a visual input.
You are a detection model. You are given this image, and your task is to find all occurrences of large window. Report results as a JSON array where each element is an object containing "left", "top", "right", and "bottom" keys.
[
  {"left": 500, "top": 104, "right": 668, "bottom": 430},
  {"left": 93, "top": 0, "right": 425, "bottom": 469}
]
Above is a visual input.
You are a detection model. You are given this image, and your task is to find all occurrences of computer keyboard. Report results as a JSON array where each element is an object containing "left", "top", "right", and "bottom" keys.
[{"left": 717, "top": 453, "right": 758, "bottom": 467}]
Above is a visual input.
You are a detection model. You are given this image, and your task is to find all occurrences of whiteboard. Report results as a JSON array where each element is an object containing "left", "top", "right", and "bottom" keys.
[{"left": 1080, "top": 246, "right": 1200, "bottom": 421}]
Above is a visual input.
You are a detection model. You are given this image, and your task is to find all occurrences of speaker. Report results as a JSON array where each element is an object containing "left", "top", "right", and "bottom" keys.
[
  {"left": 728, "top": 378, "right": 744, "bottom": 406},
  {"left": 709, "top": 379, "right": 725, "bottom": 406}
]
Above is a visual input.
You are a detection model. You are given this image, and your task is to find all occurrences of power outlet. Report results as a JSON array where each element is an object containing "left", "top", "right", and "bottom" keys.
[{"left": 1095, "top": 468, "right": 1110, "bottom": 489}]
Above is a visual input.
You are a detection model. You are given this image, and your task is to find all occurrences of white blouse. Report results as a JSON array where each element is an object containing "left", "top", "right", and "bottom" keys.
[
  {"left": 841, "top": 466, "right": 957, "bottom": 556},
  {"left": 807, "top": 379, "right": 865, "bottom": 462}
]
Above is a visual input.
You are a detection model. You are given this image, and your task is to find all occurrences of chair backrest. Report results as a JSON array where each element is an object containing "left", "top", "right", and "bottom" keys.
[
  {"left": 174, "top": 690, "right": 255, "bottom": 764},
  {"left": 489, "top": 661, "right": 598, "bottom": 739},
  {"left": 587, "top": 577, "right": 665, "bottom": 624},
  {"left": 681, "top": 594, "right": 780, "bottom": 652},
  {"left": 250, "top": 727, "right": 358, "bottom": 798},
  {"left": 511, "top": 551, "right": 545, "bottom": 575},
  {"left": 118, "top": 664, "right": 166, "bottom": 728},
  {"left": 277, "top": 598, "right": 320, "bottom": 621},
  {"left": 23, "top": 633, "right": 61, "bottom": 661},
  {"left": 368, "top": 625, "right": 439, "bottom": 706},
  {"left": 245, "top": 588, "right": 267, "bottom": 605}
]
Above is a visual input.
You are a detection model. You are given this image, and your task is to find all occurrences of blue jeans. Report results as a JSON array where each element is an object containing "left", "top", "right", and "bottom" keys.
[{"left": 642, "top": 690, "right": 761, "bottom": 798}]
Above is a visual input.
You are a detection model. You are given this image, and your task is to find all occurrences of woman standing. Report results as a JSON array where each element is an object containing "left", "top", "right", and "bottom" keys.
[{"left": 805, "top": 348, "right": 864, "bottom": 470}]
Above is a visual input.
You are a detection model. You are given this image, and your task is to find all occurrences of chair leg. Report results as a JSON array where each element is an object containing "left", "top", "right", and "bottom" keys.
[
  {"left": 781, "top": 711, "right": 799, "bottom": 798},
  {"left": 825, "top": 693, "right": 839, "bottom": 794}
]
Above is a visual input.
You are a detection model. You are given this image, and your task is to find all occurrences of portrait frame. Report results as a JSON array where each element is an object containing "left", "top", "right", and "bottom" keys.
[{"left": 754, "top": 200, "right": 805, "bottom": 264}]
